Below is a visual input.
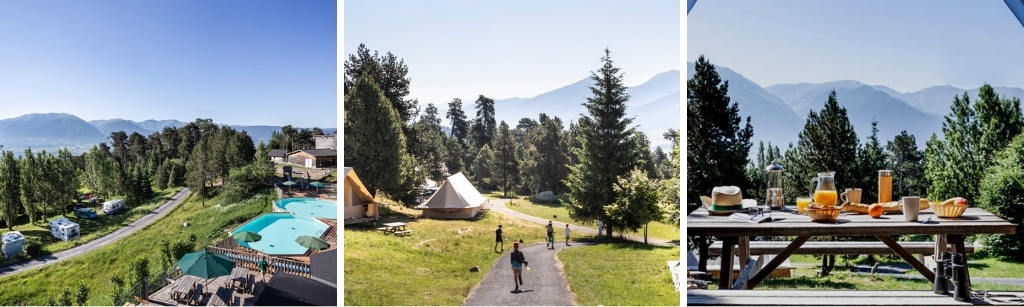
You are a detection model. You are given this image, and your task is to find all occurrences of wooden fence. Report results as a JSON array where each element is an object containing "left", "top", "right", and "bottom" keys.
[{"left": 205, "top": 245, "right": 311, "bottom": 278}]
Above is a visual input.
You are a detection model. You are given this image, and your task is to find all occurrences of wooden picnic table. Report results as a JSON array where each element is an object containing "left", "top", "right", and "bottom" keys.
[
  {"left": 687, "top": 206, "right": 1015, "bottom": 290},
  {"left": 169, "top": 275, "right": 199, "bottom": 304},
  {"left": 378, "top": 222, "right": 411, "bottom": 236},
  {"left": 226, "top": 267, "right": 251, "bottom": 294}
]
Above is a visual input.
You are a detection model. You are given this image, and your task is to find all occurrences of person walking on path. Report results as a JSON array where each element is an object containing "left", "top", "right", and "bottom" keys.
[
  {"left": 258, "top": 257, "right": 268, "bottom": 284},
  {"left": 545, "top": 221, "right": 555, "bottom": 249},
  {"left": 564, "top": 224, "right": 571, "bottom": 246},
  {"left": 495, "top": 225, "right": 505, "bottom": 253},
  {"left": 510, "top": 241, "right": 529, "bottom": 293},
  {"left": 597, "top": 220, "right": 604, "bottom": 240}
]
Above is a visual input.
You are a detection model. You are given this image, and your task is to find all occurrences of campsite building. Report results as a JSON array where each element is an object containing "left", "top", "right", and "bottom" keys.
[
  {"left": 287, "top": 149, "right": 337, "bottom": 169},
  {"left": 415, "top": 172, "right": 486, "bottom": 219},
  {"left": 269, "top": 149, "right": 288, "bottom": 163},
  {"left": 343, "top": 167, "right": 379, "bottom": 225}
]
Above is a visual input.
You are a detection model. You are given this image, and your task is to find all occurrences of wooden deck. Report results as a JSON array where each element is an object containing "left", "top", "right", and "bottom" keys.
[
  {"left": 147, "top": 272, "right": 276, "bottom": 306},
  {"left": 687, "top": 290, "right": 1024, "bottom": 306}
]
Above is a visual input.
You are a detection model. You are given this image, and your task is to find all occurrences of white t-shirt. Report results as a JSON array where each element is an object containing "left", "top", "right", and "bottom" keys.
[{"left": 564, "top": 226, "right": 570, "bottom": 237}]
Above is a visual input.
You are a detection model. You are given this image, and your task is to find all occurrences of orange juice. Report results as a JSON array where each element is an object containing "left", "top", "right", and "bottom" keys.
[
  {"left": 796, "top": 197, "right": 812, "bottom": 214},
  {"left": 814, "top": 190, "right": 838, "bottom": 207}
]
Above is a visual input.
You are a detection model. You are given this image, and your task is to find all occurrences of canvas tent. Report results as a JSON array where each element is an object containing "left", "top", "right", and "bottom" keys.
[
  {"left": 415, "top": 172, "right": 486, "bottom": 219},
  {"left": 343, "top": 167, "right": 378, "bottom": 225}
]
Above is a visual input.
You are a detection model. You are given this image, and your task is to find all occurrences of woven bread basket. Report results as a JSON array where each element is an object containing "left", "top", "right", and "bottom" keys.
[
  {"left": 931, "top": 203, "right": 967, "bottom": 218},
  {"left": 808, "top": 207, "right": 841, "bottom": 222}
]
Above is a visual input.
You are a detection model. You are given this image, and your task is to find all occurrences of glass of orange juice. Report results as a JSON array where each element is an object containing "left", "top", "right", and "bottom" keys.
[
  {"left": 814, "top": 190, "right": 838, "bottom": 207},
  {"left": 796, "top": 197, "right": 812, "bottom": 214}
]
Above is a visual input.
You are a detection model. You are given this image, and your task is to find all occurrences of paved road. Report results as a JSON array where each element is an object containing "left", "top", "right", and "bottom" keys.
[
  {"left": 485, "top": 198, "right": 677, "bottom": 247},
  {"left": 463, "top": 242, "right": 587, "bottom": 306},
  {"left": 0, "top": 188, "right": 191, "bottom": 279}
]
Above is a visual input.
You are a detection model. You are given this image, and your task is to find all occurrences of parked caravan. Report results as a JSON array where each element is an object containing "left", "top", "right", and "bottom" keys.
[
  {"left": 2, "top": 231, "right": 25, "bottom": 259},
  {"left": 102, "top": 199, "right": 125, "bottom": 215},
  {"left": 49, "top": 217, "right": 81, "bottom": 241}
]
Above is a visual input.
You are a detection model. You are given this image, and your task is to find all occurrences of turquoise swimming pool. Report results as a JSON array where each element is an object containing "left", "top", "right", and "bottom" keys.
[
  {"left": 231, "top": 213, "right": 329, "bottom": 255},
  {"left": 274, "top": 198, "right": 337, "bottom": 219}
]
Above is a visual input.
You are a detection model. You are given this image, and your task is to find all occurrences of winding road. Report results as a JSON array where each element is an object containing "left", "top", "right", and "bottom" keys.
[{"left": 0, "top": 188, "right": 191, "bottom": 279}]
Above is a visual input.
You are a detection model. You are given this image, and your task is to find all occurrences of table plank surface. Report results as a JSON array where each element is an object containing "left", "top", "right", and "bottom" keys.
[
  {"left": 688, "top": 207, "right": 1015, "bottom": 236},
  {"left": 383, "top": 222, "right": 407, "bottom": 227}
]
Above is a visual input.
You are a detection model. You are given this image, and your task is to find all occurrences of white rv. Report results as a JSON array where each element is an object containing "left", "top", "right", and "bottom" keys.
[
  {"left": 2, "top": 231, "right": 25, "bottom": 259},
  {"left": 102, "top": 199, "right": 125, "bottom": 215},
  {"left": 49, "top": 217, "right": 81, "bottom": 241}
]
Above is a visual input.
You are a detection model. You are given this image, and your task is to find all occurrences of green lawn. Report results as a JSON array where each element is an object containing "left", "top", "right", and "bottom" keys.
[
  {"left": 0, "top": 189, "right": 274, "bottom": 305},
  {"left": 345, "top": 203, "right": 680, "bottom": 306},
  {"left": 559, "top": 241, "right": 680, "bottom": 306},
  {"left": 1, "top": 189, "right": 179, "bottom": 264},
  {"left": 705, "top": 254, "right": 1024, "bottom": 291},
  {"left": 503, "top": 197, "right": 679, "bottom": 243}
]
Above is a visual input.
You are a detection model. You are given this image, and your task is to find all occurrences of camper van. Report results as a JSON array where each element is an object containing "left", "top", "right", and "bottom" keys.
[
  {"left": 102, "top": 199, "right": 125, "bottom": 215},
  {"left": 2, "top": 231, "right": 25, "bottom": 259},
  {"left": 49, "top": 217, "right": 81, "bottom": 241}
]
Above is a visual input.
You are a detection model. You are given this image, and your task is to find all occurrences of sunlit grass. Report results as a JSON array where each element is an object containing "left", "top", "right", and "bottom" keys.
[
  {"left": 559, "top": 241, "right": 680, "bottom": 306},
  {"left": 0, "top": 189, "right": 274, "bottom": 305}
]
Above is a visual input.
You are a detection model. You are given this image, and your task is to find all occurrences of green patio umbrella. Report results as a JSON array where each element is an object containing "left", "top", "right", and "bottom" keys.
[
  {"left": 295, "top": 235, "right": 330, "bottom": 250},
  {"left": 282, "top": 180, "right": 296, "bottom": 192},
  {"left": 309, "top": 181, "right": 325, "bottom": 193},
  {"left": 177, "top": 249, "right": 235, "bottom": 295},
  {"left": 233, "top": 231, "right": 262, "bottom": 244}
]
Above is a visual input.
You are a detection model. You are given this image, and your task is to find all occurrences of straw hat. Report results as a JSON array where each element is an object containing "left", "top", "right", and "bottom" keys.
[{"left": 709, "top": 186, "right": 743, "bottom": 214}]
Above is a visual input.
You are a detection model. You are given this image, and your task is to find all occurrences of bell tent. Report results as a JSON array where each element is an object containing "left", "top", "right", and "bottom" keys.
[
  {"left": 415, "top": 172, "right": 486, "bottom": 219},
  {"left": 343, "top": 167, "right": 379, "bottom": 225}
]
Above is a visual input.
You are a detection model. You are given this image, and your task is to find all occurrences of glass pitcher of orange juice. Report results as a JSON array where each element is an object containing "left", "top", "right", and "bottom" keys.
[{"left": 810, "top": 172, "right": 838, "bottom": 207}]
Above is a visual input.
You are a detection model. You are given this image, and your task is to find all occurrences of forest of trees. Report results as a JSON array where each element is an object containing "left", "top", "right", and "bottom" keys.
[
  {"left": 688, "top": 55, "right": 1024, "bottom": 261},
  {"left": 344, "top": 45, "right": 680, "bottom": 241},
  {"left": 0, "top": 118, "right": 279, "bottom": 230}
]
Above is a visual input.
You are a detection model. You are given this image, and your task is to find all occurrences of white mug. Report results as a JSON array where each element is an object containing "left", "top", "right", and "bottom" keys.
[{"left": 902, "top": 196, "right": 920, "bottom": 222}]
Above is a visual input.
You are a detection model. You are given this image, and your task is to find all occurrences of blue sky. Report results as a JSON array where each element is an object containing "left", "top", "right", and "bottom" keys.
[
  {"left": 344, "top": 0, "right": 680, "bottom": 107},
  {"left": 0, "top": 1, "right": 337, "bottom": 128},
  {"left": 687, "top": 0, "right": 1024, "bottom": 93}
]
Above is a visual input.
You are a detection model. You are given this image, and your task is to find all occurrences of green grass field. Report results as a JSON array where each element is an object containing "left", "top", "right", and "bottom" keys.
[
  {"left": 345, "top": 203, "right": 681, "bottom": 306},
  {"left": 705, "top": 254, "right": 1024, "bottom": 291},
  {"left": 503, "top": 197, "right": 679, "bottom": 243},
  {"left": 560, "top": 242, "right": 680, "bottom": 306},
  {"left": 0, "top": 189, "right": 274, "bottom": 305}
]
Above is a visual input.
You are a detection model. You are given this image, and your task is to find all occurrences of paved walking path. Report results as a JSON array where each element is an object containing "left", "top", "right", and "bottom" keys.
[
  {"left": 464, "top": 198, "right": 679, "bottom": 306},
  {"left": 485, "top": 198, "right": 677, "bottom": 247},
  {"left": 463, "top": 241, "right": 588, "bottom": 306},
  {"left": 0, "top": 188, "right": 191, "bottom": 279}
]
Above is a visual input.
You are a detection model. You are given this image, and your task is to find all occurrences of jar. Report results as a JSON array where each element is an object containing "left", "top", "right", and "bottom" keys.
[{"left": 878, "top": 170, "right": 893, "bottom": 203}]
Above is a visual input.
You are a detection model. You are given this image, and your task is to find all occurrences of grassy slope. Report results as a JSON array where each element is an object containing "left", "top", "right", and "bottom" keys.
[
  {"left": 559, "top": 242, "right": 680, "bottom": 306},
  {"left": 345, "top": 203, "right": 680, "bottom": 306},
  {"left": 503, "top": 197, "right": 679, "bottom": 243},
  {"left": 0, "top": 190, "right": 273, "bottom": 305}
]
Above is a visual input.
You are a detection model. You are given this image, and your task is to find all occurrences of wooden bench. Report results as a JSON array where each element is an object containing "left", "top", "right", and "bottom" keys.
[
  {"left": 394, "top": 230, "right": 413, "bottom": 236},
  {"left": 708, "top": 241, "right": 974, "bottom": 256},
  {"left": 688, "top": 289, "right": 1024, "bottom": 306}
]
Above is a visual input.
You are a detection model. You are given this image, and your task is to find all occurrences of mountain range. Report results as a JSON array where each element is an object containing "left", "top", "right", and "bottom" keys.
[
  {"left": 0, "top": 114, "right": 336, "bottom": 155},
  {"left": 471, "top": 69, "right": 681, "bottom": 149},
  {"left": 687, "top": 62, "right": 1024, "bottom": 152}
]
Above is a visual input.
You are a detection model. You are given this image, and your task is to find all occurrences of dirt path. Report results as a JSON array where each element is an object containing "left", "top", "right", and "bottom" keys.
[
  {"left": 462, "top": 242, "right": 586, "bottom": 306},
  {"left": 0, "top": 188, "right": 191, "bottom": 279}
]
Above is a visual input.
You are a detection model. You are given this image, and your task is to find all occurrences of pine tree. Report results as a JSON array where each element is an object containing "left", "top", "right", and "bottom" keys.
[
  {"left": 795, "top": 90, "right": 859, "bottom": 195},
  {"left": 470, "top": 95, "right": 497, "bottom": 149},
  {"left": 926, "top": 93, "right": 983, "bottom": 201},
  {"left": 686, "top": 55, "right": 754, "bottom": 213},
  {"left": 492, "top": 121, "right": 519, "bottom": 197},
  {"left": 446, "top": 98, "right": 469, "bottom": 145},
  {"left": 855, "top": 121, "right": 887, "bottom": 202},
  {"left": 343, "top": 74, "right": 419, "bottom": 202},
  {"left": 886, "top": 131, "right": 926, "bottom": 197},
  {"left": 565, "top": 48, "right": 641, "bottom": 237},
  {"left": 472, "top": 144, "right": 495, "bottom": 189},
  {"left": 412, "top": 103, "right": 448, "bottom": 182}
]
